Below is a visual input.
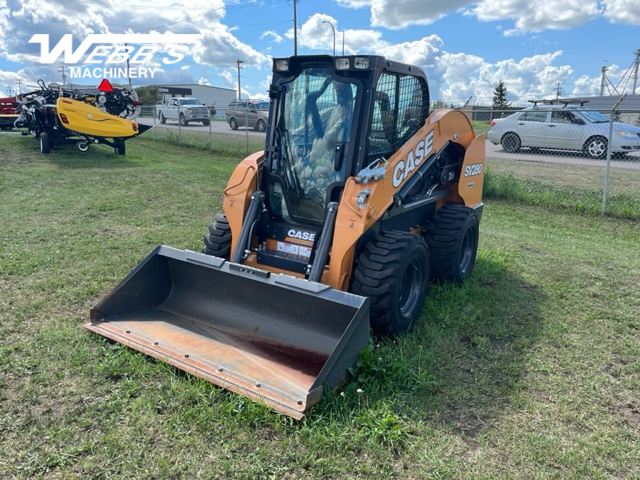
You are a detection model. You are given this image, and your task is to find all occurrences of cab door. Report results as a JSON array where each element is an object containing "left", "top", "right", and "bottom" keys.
[
  {"left": 246, "top": 101, "right": 258, "bottom": 128},
  {"left": 545, "top": 110, "right": 585, "bottom": 150},
  {"left": 168, "top": 98, "right": 179, "bottom": 120},
  {"left": 518, "top": 110, "right": 550, "bottom": 147}
]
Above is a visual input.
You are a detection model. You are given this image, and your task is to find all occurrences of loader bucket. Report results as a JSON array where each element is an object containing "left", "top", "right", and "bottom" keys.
[{"left": 85, "top": 246, "right": 369, "bottom": 419}]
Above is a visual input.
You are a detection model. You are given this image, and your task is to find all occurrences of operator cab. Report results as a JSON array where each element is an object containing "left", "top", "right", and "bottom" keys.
[
  {"left": 266, "top": 62, "right": 361, "bottom": 224},
  {"left": 258, "top": 55, "right": 429, "bottom": 274}
]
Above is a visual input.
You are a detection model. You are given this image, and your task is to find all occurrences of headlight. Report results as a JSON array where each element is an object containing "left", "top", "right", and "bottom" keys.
[
  {"left": 615, "top": 130, "right": 638, "bottom": 138},
  {"left": 335, "top": 58, "right": 350, "bottom": 70},
  {"left": 354, "top": 57, "right": 370, "bottom": 69},
  {"left": 275, "top": 60, "right": 289, "bottom": 71}
]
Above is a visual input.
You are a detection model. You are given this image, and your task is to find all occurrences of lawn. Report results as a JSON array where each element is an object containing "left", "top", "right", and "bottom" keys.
[{"left": 1, "top": 134, "right": 638, "bottom": 479}]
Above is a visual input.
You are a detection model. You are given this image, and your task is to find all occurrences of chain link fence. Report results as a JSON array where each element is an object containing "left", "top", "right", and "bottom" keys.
[
  {"left": 135, "top": 102, "right": 640, "bottom": 220},
  {"left": 477, "top": 105, "right": 640, "bottom": 219},
  {"left": 137, "top": 103, "right": 266, "bottom": 157}
]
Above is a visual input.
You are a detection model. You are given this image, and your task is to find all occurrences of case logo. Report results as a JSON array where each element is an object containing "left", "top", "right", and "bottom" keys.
[{"left": 392, "top": 130, "right": 435, "bottom": 188}]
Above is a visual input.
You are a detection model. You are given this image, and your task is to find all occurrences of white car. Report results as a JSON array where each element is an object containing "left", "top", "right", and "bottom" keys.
[{"left": 487, "top": 103, "right": 640, "bottom": 159}]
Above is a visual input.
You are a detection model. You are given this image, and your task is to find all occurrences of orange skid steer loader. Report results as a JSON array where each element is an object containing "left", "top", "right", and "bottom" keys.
[{"left": 86, "top": 55, "right": 485, "bottom": 419}]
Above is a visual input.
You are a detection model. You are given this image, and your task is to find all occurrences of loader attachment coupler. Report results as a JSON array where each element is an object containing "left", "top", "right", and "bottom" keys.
[{"left": 86, "top": 246, "right": 369, "bottom": 419}]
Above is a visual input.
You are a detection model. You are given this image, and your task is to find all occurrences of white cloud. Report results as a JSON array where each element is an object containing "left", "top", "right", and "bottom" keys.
[
  {"left": 335, "top": 0, "right": 635, "bottom": 34},
  {"left": 472, "top": 0, "right": 602, "bottom": 33},
  {"left": 289, "top": 14, "right": 386, "bottom": 55},
  {"left": 335, "top": 0, "right": 374, "bottom": 8},
  {"left": 290, "top": 15, "right": 607, "bottom": 104},
  {"left": 219, "top": 70, "right": 236, "bottom": 89},
  {"left": 261, "top": 31, "right": 283, "bottom": 43},
  {"left": 191, "top": 26, "right": 269, "bottom": 69},
  {"left": 602, "top": 0, "right": 640, "bottom": 24}
]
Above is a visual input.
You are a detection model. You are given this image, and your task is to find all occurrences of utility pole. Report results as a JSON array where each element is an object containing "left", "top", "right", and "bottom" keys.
[
  {"left": 600, "top": 66, "right": 607, "bottom": 96},
  {"left": 322, "top": 21, "right": 336, "bottom": 56},
  {"left": 236, "top": 59, "right": 244, "bottom": 99},
  {"left": 632, "top": 48, "right": 640, "bottom": 95},
  {"left": 293, "top": 0, "right": 298, "bottom": 56},
  {"left": 59, "top": 64, "right": 67, "bottom": 85},
  {"left": 555, "top": 81, "right": 562, "bottom": 99},
  {"left": 5, "top": 85, "right": 14, "bottom": 96},
  {"left": 16, "top": 79, "right": 23, "bottom": 95}
]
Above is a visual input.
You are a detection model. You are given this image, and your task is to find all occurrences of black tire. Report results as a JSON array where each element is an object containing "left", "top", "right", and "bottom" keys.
[
  {"left": 114, "top": 142, "right": 126, "bottom": 155},
  {"left": 203, "top": 119, "right": 210, "bottom": 126},
  {"left": 426, "top": 205, "right": 479, "bottom": 284},
  {"left": 203, "top": 213, "right": 232, "bottom": 259},
  {"left": 583, "top": 136, "right": 607, "bottom": 159},
  {"left": 501, "top": 132, "right": 521, "bottom": 153},
  {"left": 159, "top": 112, "right": 166, "bottom": 124},
  {"left": 352, "top": 231, "right": 429, "bottom": 336},
  {"left": 179, "top": 114, "right": 188, "bottom": 126},
  {"left": 229, "top": 117, "right": 238, "bottom": 130},
  {"left": 40, "top": 132, "right": 50, "bottom": 154},
  {"left": 255, "top": 118, "right": 266, "bottom": 132}
]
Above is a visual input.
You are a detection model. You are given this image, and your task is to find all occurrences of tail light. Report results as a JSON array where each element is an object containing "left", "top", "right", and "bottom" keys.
[
  {"left": 132, "top": 123, "right": 138, "bottom": 132},
  {"left": 490, "top": 121, "right": 495, "bottom": 127},
  {"left": 59, "top": 113, "right": 69, "bottom": 124}
]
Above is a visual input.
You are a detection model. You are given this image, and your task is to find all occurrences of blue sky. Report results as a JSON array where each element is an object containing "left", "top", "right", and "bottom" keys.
[{"left": 1, "top": 0, "right": 639, "bottom": 105}]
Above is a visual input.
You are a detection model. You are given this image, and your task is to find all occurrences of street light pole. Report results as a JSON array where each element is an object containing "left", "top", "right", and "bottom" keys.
[
  {"left": 293, "top": 0, "right": 298, "bottom": 55},
  {"left": 236, "top": 59, "right": 244, "bottom": 99},
  {"left": 322, "top": 21, "right": 335, "bottom": 56}
]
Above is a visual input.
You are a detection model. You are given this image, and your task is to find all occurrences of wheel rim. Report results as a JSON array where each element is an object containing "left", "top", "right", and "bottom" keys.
[
  {"left": 502, "top": 133, "right": 520, "bottom": 152},
  {"left": 257, "top": 120, "right": 265, "bottom": 132},
  {"left": 587, "top": 138, "right": 606, "bottom": 158},
  {"left": 230, "top": 118, "right": 237, "bottom": 129},
  {"left": 399, "top": 256, "right": 425, "bottom": 316},
  {"left": 459, "top": 228, "right": 476, "bottom": 275}
]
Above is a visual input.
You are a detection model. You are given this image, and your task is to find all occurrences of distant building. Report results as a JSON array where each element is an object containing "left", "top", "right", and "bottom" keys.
[{"left": 154, "top": 83, "right": 236, "bottom": 114}]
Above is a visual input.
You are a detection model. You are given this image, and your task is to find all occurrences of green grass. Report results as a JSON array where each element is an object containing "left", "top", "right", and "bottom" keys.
[
  {"left": 484, "top": 161, "right": 640, "bottom": 220},
  {"left": 148, "top": 126, "right": 264, "bottom": 157},
  {"left": 1, "top": 134, "right": 639, "bottom": 478}
]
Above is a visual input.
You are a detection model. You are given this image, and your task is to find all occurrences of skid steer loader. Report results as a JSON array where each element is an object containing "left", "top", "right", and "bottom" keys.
[{"left": 86, "top": 55, "right": 485, "bottom": 419}]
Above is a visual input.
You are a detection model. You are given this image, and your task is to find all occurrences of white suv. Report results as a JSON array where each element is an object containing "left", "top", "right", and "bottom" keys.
[{"left": 487, "top": 102, "right": 640, "bottom": 159}]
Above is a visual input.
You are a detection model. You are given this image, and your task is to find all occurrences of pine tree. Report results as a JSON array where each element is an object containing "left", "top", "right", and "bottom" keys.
[{"left": 492, "top": 80, "right": 511, "bottom": 118}]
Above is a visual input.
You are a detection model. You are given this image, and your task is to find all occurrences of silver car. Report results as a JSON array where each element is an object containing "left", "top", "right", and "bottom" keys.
[{"left": 487, "top": 104, "right": 640, "bottom": 159}]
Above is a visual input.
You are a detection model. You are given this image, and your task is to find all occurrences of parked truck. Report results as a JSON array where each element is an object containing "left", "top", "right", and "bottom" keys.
[{"left": 155, "top": 97, "right": 210, "bottom": 126}]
